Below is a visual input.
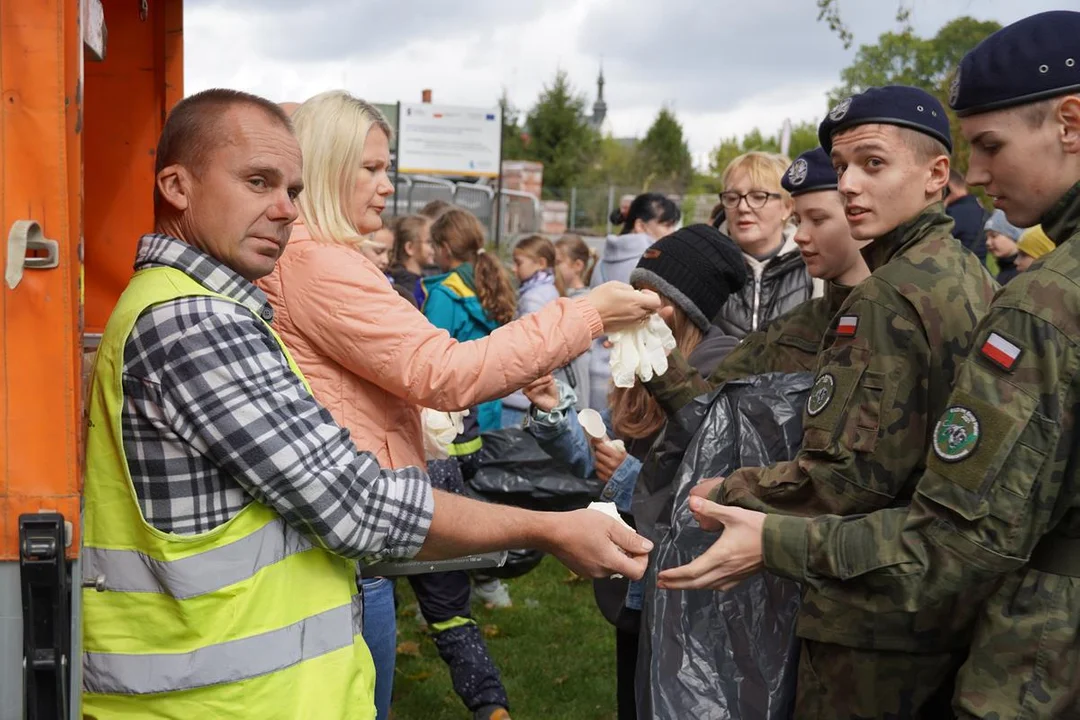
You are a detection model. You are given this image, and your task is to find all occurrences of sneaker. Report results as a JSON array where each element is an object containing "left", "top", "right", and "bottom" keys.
[
  {"left": 472, "top": 578, "right": 512, "bottom": 609},
  {"left": 473, "top": 705, "right": 511, "bottom": 720}
]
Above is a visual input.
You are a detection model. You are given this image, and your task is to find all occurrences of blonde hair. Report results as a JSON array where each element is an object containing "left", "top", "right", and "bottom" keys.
[
  {"left": 722, "top": 151, "right": 792, "bottom": 201},
  {"left": 291, "top": 90, "right": 393, "bottom": 246},
  {"left": 610, "top": 300, "right": 702, "bottom": 439}
]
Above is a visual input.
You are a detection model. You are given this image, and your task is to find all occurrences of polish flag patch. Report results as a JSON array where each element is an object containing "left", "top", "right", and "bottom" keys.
[
  {"left": 837, "top": 315, "right": 859, "bottom": 337},
  {"left": 981, "top": 332, "right": 1022, "bottom": 371}
]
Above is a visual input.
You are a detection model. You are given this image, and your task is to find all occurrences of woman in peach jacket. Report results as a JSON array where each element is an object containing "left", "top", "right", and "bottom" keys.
[{"left": 258, "top": 90, "right": 657, "bottom": 720}]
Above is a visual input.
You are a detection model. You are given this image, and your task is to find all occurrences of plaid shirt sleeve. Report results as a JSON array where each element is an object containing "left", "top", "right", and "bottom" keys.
[{"left": 155, "top": 297, "right": 434, "bottom": 561}]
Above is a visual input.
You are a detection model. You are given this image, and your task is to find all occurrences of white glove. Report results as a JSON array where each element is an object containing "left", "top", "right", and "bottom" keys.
[
  {"left": 608, "top": 314, "right": 676, "bottom": 388},
  {"left": 421, "top": 408, "right": 468, "bottom": 460}
]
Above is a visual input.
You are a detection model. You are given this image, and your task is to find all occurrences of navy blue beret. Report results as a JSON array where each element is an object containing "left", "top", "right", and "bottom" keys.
[
  {"left": 782, "top": 147, "right": 837, "bottom": 196},
  {"left": 951, "top": 11, "right": 1080, "bottom": 117},
  {"left": 818, "top": 85, "right": 952, "bottom": 155}
]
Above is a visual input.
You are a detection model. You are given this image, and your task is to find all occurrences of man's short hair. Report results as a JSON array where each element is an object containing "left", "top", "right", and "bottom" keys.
[
  {"left": 897, "top": 126, "right": 950, "bottom": 164},
  {"left": 948, "top": 168, "right": 966, "bottom": 187},
  {"left": 154, "top": 89, "right": 292, "bottom": 218}
]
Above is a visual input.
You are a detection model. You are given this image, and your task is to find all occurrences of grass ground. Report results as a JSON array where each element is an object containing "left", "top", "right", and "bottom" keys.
[{"left": 390, "top": 557, "right": 618, "bottom": 720}]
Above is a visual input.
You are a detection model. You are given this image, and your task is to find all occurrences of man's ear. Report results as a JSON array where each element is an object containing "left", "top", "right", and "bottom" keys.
[
  {"left": 1057, "top": 95, "right": 1080, "bottom": 155},
  {"left": 926, "top": 155, "right": 950, "bottom": 200},
  {"left": 156, "top": 164, "right": 193, "bottom": 213}
]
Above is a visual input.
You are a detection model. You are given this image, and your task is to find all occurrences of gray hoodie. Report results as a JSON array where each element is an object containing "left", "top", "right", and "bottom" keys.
[{"left": 587, "top": 232, "right": 656, "bottom": 410}]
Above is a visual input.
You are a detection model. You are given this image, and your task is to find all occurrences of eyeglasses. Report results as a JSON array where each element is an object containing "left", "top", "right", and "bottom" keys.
[{"left": 719, "top": 191, "right": 782, "bottom": 210}]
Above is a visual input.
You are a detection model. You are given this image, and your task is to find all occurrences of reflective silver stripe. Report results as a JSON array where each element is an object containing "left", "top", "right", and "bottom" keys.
[
  {"left": 83, "top": 597, "right": 359, "bottom": 694},
  {"left": 82, "top": 518, "right": 314, "bottom": 600}
]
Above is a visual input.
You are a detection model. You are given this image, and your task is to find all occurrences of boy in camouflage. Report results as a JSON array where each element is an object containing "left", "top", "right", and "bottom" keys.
[
  {"left": 661, "top": 11, "right": 1080, "bottom": 719},
  {"left": 660, "top": 85, "right": 998, "bottom": 718},
  {"left": 645, "top": 146, "right": 870, "bottom": 414}
]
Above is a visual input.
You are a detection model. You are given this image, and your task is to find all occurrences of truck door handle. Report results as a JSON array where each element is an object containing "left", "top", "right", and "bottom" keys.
[{"left": 6, "top": 220, "right": 60, "bottom": 290}]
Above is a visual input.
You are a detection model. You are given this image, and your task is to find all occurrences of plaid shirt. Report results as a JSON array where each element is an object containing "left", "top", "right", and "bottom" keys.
[{"left": 119, "top": 234, "right": 433, "bottom": 560}]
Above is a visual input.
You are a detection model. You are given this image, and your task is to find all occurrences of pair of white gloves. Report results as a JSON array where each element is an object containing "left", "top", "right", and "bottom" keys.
[
  {"left": 608, "top": 314, "right": 677, "bottom": 388},
  {"left": 420, "top": 408, "right": 468, "bottom": 460}
]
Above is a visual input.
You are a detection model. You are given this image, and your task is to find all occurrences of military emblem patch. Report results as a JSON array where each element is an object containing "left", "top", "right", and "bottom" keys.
[
  {"left": 788, "top": 158, "right": 809, "bottom": 186},
  {"left": 948, "top": 68, "right": 962, "bottom": 107},
  {"left": 829, "top": 97, "right": 852, "bottom": 121},
  {"left": 933, "top": 406, "right": 980, "bottom": 462},
  {"left": 806, "top": 373, "right": 836, "bottom": 417}
]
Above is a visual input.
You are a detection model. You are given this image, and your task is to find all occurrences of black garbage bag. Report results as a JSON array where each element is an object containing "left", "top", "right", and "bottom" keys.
[
  {"left": 636, "top": 372, "right": 813, "bottom": 720},
  {"left": 466, "top": 428, "right": 604, "bottom": 513}
]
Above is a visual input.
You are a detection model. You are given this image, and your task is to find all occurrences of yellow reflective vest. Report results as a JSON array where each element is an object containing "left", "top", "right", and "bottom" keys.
[{"left": 82, "top": 265, "right": 375, "bottom": 718}]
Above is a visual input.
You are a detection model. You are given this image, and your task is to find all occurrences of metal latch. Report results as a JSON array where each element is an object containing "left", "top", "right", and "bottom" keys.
[
  {"left": 19, "top": 513, "right": 71, "bottom": 720},
  {"left": 6, "top": 220, "right": 59, "bottom": 290}
]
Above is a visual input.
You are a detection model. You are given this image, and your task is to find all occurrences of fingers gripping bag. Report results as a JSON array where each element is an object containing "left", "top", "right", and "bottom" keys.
[{"left": 633, "top": 372, "right": 813, "bottom": 720}]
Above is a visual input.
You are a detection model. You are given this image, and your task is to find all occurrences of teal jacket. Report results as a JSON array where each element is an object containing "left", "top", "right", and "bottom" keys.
[{"left": 422, "top": 263, "right": 502, "bottom": 440}]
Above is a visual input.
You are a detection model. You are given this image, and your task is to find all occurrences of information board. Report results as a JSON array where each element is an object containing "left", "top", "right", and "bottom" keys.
[{"left": 397, "top": 102, "right": 502, "bottom": 178}]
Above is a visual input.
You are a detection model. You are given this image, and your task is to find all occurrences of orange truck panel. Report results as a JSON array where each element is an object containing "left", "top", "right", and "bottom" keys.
[
  {"left": 1, "top": 0, "right": 84, "bottom": 560},
  {"left": 84, "top": 0, "right": 183, "bottom": 334},
  {"left": 1, "top": 0, "right": 183, "bottom": 562}
]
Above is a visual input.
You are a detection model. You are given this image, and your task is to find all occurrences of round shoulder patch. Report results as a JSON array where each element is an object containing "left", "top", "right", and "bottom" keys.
[
  {"left": 828, "top": 97, "right": 852, "bottom": 122},
  {"left": 948, "top": 69, "right": 962, "bottom": 108},
  {"left": 806, "top": 373, "right": 836, "bottom": 417},
  {"left": 933, "top": 406, "right": 980, "bottom": 462},
  {"left": 787, "top": 158, "right": 809, "bottom": 186}
]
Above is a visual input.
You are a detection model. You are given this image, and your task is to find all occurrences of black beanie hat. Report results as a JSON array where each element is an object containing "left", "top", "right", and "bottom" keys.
[{"left": 629, "top": 224, "right": 748, "bottom": 332}]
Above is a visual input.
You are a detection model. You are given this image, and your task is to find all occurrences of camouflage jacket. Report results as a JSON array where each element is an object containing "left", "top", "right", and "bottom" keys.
[
  {"left": 763, "top": 181, "right": 1080, "bottom": 716},
  {"left": 644, "top": 283, "right": 855, "bottom": 415},
  {"left": 719, "top": 204, "right": 998, "bottom": 652}
]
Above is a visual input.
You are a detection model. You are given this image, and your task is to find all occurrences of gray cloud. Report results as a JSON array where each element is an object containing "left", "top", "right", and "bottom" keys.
[
  {"left": 578, "top": 0, "right": 1063, "bottom": 118},
  {"left": 189, "top": 0, "right": 568, "bottom": 63}
]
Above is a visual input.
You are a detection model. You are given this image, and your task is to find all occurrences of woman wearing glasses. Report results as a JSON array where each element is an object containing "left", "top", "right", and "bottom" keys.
[{"left": 712, "top": 152, "right": 822, "bottom": 338}]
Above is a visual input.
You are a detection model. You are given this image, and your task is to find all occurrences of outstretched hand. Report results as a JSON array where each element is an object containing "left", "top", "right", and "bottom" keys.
[
  {"left": 587, "top": 282, "right": 663, "bottom": 333},
  {"left": 547, "top": 509, "right": 653, "bottom": 580},
  {"left": 656, "top": 497, "right": 767, "bottom": 591}
]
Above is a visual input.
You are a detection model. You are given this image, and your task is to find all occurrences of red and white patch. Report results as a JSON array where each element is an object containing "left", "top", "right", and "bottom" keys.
[
  {"left": 981, "top": 332, "right": 1022, "bottom": 371},
  {"left": 837, "top": 315, "right": 859, "bottom": 337}
]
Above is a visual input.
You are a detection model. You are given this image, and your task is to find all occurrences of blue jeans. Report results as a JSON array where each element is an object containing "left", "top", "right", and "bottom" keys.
[{"left": 361, "top": 577, "right": 397, "bottom": 720}]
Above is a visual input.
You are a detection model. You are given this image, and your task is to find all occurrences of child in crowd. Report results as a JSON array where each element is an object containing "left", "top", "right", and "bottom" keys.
[
  {"left": 1015, "top": 224, "right": 1055, "bottom": 272},
  {"left": 424, "top": 208, "right": 520, "bottom": 610},
  {"left": 983, "top": 208, "right": 1025, "bottom": 284},
  {"left": 502, "top": 235, "right": 561, "bottom": 427},
  {"left": 359, "top": 226, "right": 393, "bottom": 272},
  {"left": 554, "top": 235, "right": 597, "bottom": 410},
  {"left": 388, "top": 214, "right": 434, "bottom": 307},
  {"left": 522, "top": 225, "right": 748, "bottom": 720}
]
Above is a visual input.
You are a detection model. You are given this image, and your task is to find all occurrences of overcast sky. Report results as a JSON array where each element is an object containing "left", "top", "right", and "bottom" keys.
[{"left": 185, "top": 1, "right": 1062, "bottom": 169}]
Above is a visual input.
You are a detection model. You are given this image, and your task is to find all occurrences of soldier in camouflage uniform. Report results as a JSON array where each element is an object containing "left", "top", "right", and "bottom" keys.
[
  {"left": 659, "top": 11, "right": 1080, "bottom": 719},
  {"left": 645, "top": 146, "right": 870, "bottom": 415},
  {"left": 659, "top": 85, "right": 999, "bottom": 719}
]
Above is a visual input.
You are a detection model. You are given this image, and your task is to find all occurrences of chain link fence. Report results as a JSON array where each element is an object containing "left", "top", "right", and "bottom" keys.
[{"left": 384, "top": 178, "right": 721, "bottom": 248}]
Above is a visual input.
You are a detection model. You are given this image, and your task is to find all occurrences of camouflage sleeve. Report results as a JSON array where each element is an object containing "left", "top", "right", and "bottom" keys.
[
  {"left": 644, "top": 302, "right": 825, "bottom": 416},
  {"left": 761, "top": 304, "right": 1078, "bottom": 613},
  {"left": 642, "top": 348, "right": 712, "bottom": 416},
  {"left": 719, "top": 285, "right": 933, "bottom": 517}
]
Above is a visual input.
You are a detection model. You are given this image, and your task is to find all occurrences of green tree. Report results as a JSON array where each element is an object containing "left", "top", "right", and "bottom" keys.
[
  {"left": 707, "top": 120, "right": 819, "bottom": 181},
  {"left": 828, "top": 17, "right": 1001, "bottom": 173},
  {"left": 635, "top": 107, "right": 694, "bottom": 192},
  {"left": 522, "top": 70, "right": 600, "bottom": 193},
  {"left": 498, "top": 90, "right": 527, "bottom": 160}
]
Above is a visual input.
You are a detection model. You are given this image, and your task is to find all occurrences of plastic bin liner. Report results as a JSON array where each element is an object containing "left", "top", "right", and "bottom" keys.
[
  {"left": 466, "top": 428, "right": 604, "bottom": 513},
  {"left": 465, "top": 428, "right": 604, "bottom": 580},
  {"left": 636, "top": 372, "right": 813, "bottom": 720}
]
